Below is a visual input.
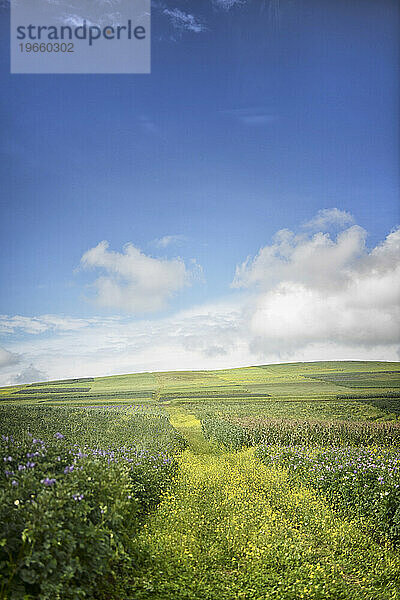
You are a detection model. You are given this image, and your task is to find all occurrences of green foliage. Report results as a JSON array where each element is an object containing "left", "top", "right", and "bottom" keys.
[
  {"left": 1, "top": 361, "right": 400, "bottom": 599},
  {"left": 1, "top": 392, "right": 154, "bottom": 403},
  {"left": 256, "top": 445, "right": 400, "bottom": 544},
  {"left": 0, "top": 405, "right": 185, "bottom": 599},
  {"left": 12, "top": 388, "right": 92, "bottom": 395},
  {"left": 335, "top": 396, "right": 400, "bottom": 417},
  {"left": 187, "top": 397, "right": 398, "bottom": 422},
  {"left": 1, "top": 445, "right": 133, "bottom": 599},
  {"left": 0, "top": 405, "right": 186, "bottom": 454},
  {"left": 26, "top": 378, "right": 95, "bottom": 387},
  {"left": 201, "top": 416, "right": 400, "bottom": 448},
  {"left": 201, "top": 416, "right": 252, "bottom": 449},
  {"left": 130, "top": 449, "right": 400, "bottom": 600},
  {"left": 3, "top": 361, "right": 399, "bottom": 410},
  {"left": 306, "top": 371, "right": 400, "bottom": 388}
]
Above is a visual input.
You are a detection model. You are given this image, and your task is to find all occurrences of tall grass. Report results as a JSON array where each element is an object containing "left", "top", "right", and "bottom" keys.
[{"left": 202, "top": 416, "right": 400, "bottom": 449}]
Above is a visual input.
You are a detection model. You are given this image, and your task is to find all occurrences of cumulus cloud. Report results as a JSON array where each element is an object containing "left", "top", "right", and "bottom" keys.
[
  {"left": 303, "top": 208, "right": 355, "bottom": 230},
  {"left": 0, "top": 212, "right": 398, "bottom": 385},
  {"left": 1, "top": 296, "right": 397, "bottom": 387},
  {"left": 233, "top": 217, "right": 400, "bottom": 354},
  {"left": 233, "top": 225, "right": 368, "bottom": 292},
  {"left": 80, "top": 241, "right": 198, "bottom": 313}
]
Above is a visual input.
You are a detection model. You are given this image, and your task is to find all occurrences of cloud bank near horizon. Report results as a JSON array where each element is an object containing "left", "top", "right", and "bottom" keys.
[{"left": 0, "top": 210, "right": 399, "bottom": 384}]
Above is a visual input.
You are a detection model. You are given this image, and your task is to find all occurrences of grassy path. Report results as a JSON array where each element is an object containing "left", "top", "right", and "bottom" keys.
[
  {"left": 165, "top": 406, "right": 216, "bottom": 454},
  {"left": 128, "top": 408, "right": 400, "bottom": 600}
]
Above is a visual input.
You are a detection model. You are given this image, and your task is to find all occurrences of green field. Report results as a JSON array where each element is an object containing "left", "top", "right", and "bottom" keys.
[
  {"left": 2, "top": 360, "right": 400, "bottom": 415},
  {"left": 1, "top": 361, "right": 400, "bottom": 599}
]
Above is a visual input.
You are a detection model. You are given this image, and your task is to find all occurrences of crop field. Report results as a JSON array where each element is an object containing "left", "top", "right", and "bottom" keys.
[{"left": 1, "top": 360, "right": 400, "bottom": 599}]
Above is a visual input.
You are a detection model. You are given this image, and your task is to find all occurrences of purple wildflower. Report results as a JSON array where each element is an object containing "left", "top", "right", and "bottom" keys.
[{"left": 41, "top": 477, "right": 56, "bottom": 486}]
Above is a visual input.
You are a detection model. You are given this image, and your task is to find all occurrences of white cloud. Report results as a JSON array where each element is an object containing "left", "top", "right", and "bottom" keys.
[
  {"left": 0, "top": 299, "right": 397, "bottom": 386},
  {"left": 15, "top": 364, "right": 47, "bottom": 385},
  {"left": 153, "top": 234, "right": 187, "bottom": 248},
  {"left": 234, "top": 219, "right": 400, "bottom": 354},
  {"left": 303, "top": 208, "right": 355, "bottom": 230},
  {"left": 80, "top": 240, "right": 198, "bottom": 313},
  {"left": 0, "top": 302, "right": 249, "bottom": 384},
  {"left": 163, "top": 8, "right": 206, "bottom": 33},
  {"left": 0, "top": 315, "right": 101, "bottom": 335},
  {"left": 60, "top": 13, "right": 94, "bottom": 27},
  {"left": 0, "top": 213, "right": 398, "bottom": 386},
  {"left": 0, "top": 316, "right": 48, "bottom": 335},
  {"left": 212, "top": 0, "right": 246, "bottom": 10},
  {"left": 233, "top": 225, "right": 368, "bottom": 292},
  {"left": 0, "top": 347, "right": 20, "bottom": 369},
  {"left": 0, "top": 283, "right": 398, "bottom": 386}
]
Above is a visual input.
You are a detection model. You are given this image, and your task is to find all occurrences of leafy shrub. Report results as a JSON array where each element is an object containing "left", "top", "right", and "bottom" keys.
[{"left": 0, "top": 405, "right": 185, "bottom": 599}]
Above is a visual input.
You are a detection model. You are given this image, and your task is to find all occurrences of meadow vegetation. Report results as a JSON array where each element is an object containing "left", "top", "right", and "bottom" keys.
[
  {"left": 1, "top": 361, "right": 399, "bottom": 599},
  {"left": 0, "top": 405, "right": 185, "bottom": 599}
]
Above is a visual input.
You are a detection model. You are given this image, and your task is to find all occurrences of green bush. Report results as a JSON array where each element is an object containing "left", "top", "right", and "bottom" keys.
[{"left": 0, "top": 405, "right": 184, "bottom": 599}]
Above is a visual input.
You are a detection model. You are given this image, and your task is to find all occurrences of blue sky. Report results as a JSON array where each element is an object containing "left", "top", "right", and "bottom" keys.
[{"left": 0, "top": 0, "right": 399, "bottom": 383}]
